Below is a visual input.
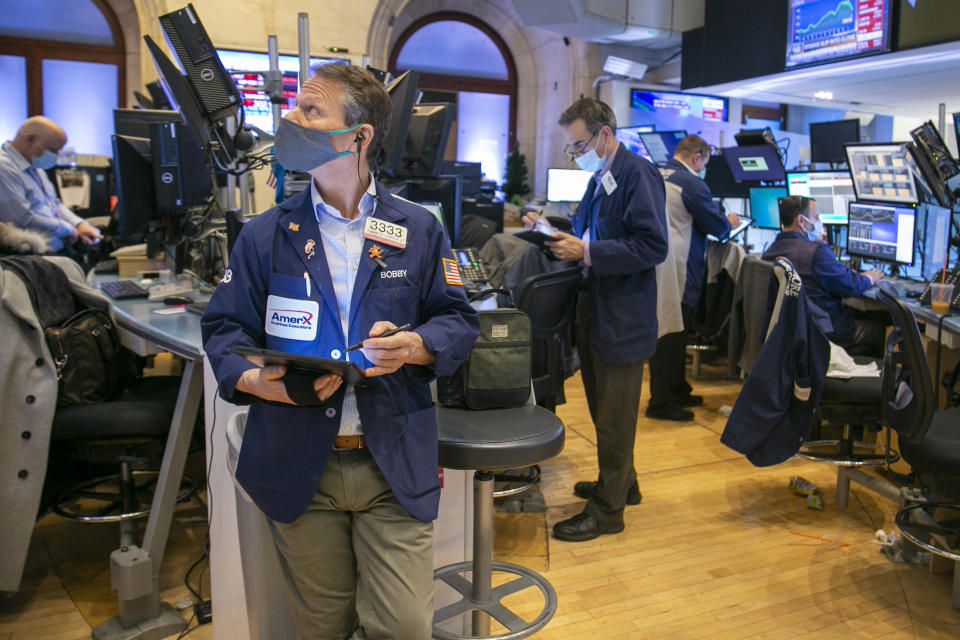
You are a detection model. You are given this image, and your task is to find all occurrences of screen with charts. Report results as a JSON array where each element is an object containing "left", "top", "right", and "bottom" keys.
[
  {"left": 845, "top": 143, "right": 919, "bottom": 204},
  {"left": 786, "top": 171, "right": 856, "bottom": 224},
  {"left": 723, "top": 145, "right": 786, "bottom": 182},
  {"left": 546, "top": 168, "right": 593, "bottom": 203},
  {"left": 847, "top": 201, "right": 916, "bottom": 265},
  {"left": 415, "top": 201, "right": 446, "bottom": 233},
  {"left": 786, "top": 0, "right": 892, "bottom": 68},
  {"left": 920, "top": 203, "right": 951, "bottom": 281},
  {"left": 615, "top": 127, "right": 654, "bottom": 163},
  {"left": 749, "top": 187, "right": 787, "bottom": 230},
  {"left": 216, "top": 49, "right": 347, "bottom": 134},
  {"left": 638, "top": 131, "right": 687, "bottom": 165}
]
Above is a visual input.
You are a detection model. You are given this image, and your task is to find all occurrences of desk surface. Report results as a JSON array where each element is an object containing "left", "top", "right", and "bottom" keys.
[{"left": 88, "top": 274, "right": 208, "bottom": 360}]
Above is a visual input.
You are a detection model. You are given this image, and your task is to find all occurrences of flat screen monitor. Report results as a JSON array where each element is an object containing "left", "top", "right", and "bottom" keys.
[
  {"left": 615, "top": 127, "right": 654, "bottom": 163},
  {"left": 786, "top": 171, "right": 855, "bottom": 224},
  {"left": 845, "top": 143, "right": 919, "bottom": 204},
  {"left": 723, "top": 145, "right": 786, "bottom": 182},
  {"left": 920, "top": 202, "right": 951, "bottom": 281},
  {"left": 546, "top": 168, "right": 593, "bottom": 203},
  {"left": 749, "top": 186, "right": 787, "bottom": 230},
  {"left": 381, "top": 70, "right": 419, "bottom": 174},
  {"left": 704, "top": 154, "right": 749, "bottom": 198},
  {"left": 111, "top": 135, "right": 156, "bottom": 238},
  {"left": 847, "top": 200, "right": 917, "bottom": 265},
  {"left": 897, "top": 0, "right": 960, "bottom": 50},
  {"left": 401, "top": 103, "right": 454, "bottom": 178},
  {"left": 638, "top": 131, "right": 687, "bottom": 165},
  {"left": 215, "top": 49, "right": 344, "bottom": 135},
  {"left": 404, "top": 177, "right": 461, "bottom": 246},
  {"left": 114, "top": 108, "right": 180, "bottom": 139},
  {"left": 144, "top": 35, "right": 211, "bottom": 149},
  {"left": 630, "top": 90, "right": 728, "bottom": 122},
  {"left": 809, "top": 119, "right": 860, "bottom": 164},
  {"left": 785, "top": 0, "right": 892, "bottom": 69}
]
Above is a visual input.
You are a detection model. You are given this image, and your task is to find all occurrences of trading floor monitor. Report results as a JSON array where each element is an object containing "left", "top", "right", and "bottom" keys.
[
  {"left": 785, "top": 171, "right": 855, "bottom": 225},
  {"left": 844, "top": 143, "right": 920, "bottom": 205},
  {"left": 546, "top": 168, "right": 593, "bottom": 203},
  {"left": 638, "top": 130, "right": 687, "bottom": 165},
  {"left": 809, "top": 119, "right": 860, "bottom": 164},
  {"left": 846, "top": 201, "right": 917, "bottom": 266},
  {"left": 111, "top": 135, "right": 156, "bottom": 239},
  {"left": 615, "top": 127, "right": 654, "bottom": 163},
  {"left": 748, "top": 186, "right": 787, "bottom": 230},
  {"left": 723, "top": 145, "right": 786, "bottom": 182}
]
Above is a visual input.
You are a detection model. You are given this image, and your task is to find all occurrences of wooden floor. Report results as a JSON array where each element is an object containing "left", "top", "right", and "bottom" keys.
[{"left": 3, "top": 360, "right": 960, "bottom": 639}]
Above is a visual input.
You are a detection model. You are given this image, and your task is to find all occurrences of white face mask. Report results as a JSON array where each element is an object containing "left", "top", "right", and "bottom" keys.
[{"left": 574, "top": 132, "right": 606, "bottom": 173}]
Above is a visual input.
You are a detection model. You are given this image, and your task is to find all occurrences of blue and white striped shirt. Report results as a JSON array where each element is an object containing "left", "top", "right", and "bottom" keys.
[{"left": 310, "top": 175, "right": 377, "bottom": 436}]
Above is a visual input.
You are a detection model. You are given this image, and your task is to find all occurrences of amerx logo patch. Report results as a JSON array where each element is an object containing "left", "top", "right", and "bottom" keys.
[{"left": 265, "top": 295, "right": 319, "bottom": 341}]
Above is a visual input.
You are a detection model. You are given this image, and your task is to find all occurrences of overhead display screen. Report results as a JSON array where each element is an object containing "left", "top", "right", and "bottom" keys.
[
  {"left": 785, "top": 0, "right": 892, "bottom": 69},
  {"left": 630, "top": 90, "right": 728, "bottom": 123}
]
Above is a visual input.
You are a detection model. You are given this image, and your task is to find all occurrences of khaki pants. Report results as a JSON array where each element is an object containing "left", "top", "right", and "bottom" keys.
[{"left": 267, "top": 448, "right": 434, "bottom": 640}]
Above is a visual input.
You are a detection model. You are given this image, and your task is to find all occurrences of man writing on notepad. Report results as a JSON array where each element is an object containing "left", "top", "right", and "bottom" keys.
[{"left": 202, "top": 64, "right": 478, "bottom": 639}]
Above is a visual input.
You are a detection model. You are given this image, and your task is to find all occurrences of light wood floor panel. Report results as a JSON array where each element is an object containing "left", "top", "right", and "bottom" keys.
[{"left": 2, "top": 361, "right": 959, "bottom": 638}]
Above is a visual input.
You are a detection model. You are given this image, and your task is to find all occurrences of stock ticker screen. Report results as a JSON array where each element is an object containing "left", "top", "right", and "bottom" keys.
[{"left": 786, "top": 0, "right": 891, "bottom": 68}]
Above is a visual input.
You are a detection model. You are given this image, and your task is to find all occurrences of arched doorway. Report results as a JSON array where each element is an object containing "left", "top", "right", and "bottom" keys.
[
  {"left": 389, "top": 12, "right": 517, "bottom": 187},
  {"left": 0, "top": 0, "right": 126, "bottom": 155}
]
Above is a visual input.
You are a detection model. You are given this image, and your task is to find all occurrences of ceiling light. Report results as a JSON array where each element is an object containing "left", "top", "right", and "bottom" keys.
[
  {"left": 602, "top": 56, "right": 648, "bottom": 80},
  {"left": 814, "top": 90, "right": 834, "bottom": 100}
]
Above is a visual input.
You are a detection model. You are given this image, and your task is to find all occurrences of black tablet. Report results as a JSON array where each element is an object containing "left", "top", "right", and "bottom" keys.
[
  {"left": 513, "top": 230, "right": 560, "bottom": 260},
  {"left": 232, "top": 345, "right": 367, "bottom": 386}
]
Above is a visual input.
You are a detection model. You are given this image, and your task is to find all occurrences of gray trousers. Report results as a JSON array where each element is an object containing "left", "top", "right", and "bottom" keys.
[
  {"left": 575, "top": 295, "right": 645, "bottom": 525},
  {"left": 267, "top": 448, "right": 434, "bottom": 640}
]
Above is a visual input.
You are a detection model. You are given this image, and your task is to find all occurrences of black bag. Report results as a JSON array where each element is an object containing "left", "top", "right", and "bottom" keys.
[
  {"left": 45, "top": 308, "right": 132, "bottom": 406},
  {"left": 438, "top": 289, "right": 532, "bottom": 410}
]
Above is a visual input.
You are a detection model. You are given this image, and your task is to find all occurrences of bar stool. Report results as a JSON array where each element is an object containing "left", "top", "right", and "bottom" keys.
[{"left": 433, "top": 403, "right": 564, "bottom": 639}]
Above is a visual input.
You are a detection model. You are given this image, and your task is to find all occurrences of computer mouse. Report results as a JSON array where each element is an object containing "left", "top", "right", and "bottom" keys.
[{"left": 163, "top": 295, "right": 194, "bottom": 306}]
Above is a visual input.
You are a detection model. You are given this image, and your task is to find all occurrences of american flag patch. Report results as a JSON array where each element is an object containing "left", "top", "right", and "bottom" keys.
[{"left": 442, "top": 258, "right": 463, "bottom": 286}]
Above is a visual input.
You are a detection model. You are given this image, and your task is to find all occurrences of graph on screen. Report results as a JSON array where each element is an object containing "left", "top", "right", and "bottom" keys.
[{"left": 786, "top": 0, "right": 891, "bottom": 68}]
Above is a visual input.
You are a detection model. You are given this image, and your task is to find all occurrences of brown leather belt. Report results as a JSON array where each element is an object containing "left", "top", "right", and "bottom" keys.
[{"left": 333, "top": 435, "right": 365, "bottom": 450}]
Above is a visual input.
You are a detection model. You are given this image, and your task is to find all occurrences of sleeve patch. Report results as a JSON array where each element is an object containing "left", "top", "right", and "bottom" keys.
[{"left": 442, "top": 258, "right": 463, "bottom": 286}]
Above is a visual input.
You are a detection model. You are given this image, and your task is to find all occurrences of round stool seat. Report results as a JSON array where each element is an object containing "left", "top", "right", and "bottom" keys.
[{"left": 437, "top": 405, "right": 564, "bottom": 471}]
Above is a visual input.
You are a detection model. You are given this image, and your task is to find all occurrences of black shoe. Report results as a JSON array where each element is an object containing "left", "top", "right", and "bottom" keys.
[
  {"left": 552, "top": 512, "right": 624, "bottom": 542},
  {"left": 679, "top": 394, "right": 703, "bottom": 408},
  {"left": 572, "top": 480, "right": 643, "bottom": 505},
  {"left": 645, "top": 404, "right": 695, "bottom": 421}
]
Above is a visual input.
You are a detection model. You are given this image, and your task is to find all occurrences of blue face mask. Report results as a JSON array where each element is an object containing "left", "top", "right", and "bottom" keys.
[
  {"left": 274, "top": 118, "right": 362, "bottom": 172},
  {"left": 696, "top": 168, "right": 707, "bottom": 179},
  {"left": 574, "top": 133, "right": 606, "bottom": 173},
  {"left": 800, "top": 215, "right": 823, "bottom": 242},
  {"left": 32, "top": 149, "right": 58, "bottom": 171}
]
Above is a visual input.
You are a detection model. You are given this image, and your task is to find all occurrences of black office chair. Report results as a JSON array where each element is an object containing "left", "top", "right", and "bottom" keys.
[
  {"left": 515, "top": 267, "right": 582, "bottom": 412},
  {"left": 872, "top": 284, "right": 960, "bottom": 608},
  {"left": 48, "top": 375, "right": 198, "bottom": 546}
]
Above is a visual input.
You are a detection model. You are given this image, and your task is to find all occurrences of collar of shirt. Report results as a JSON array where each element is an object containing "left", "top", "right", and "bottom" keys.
[
  {"left": 2, "top": 141, "right": 32, "bottom": 173},
  {"left": 310, "top": 172, "right": 377, "bottom": 224}
]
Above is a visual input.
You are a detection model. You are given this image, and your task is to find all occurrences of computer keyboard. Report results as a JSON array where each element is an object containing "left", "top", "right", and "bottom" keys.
[{"left": 99, "top": 280, "right": 150, "bottom": 299}]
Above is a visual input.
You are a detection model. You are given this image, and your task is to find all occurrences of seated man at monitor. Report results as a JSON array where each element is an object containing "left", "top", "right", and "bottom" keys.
[
  {"left": 762, "top": 195, "right": 884, "bottom": 356},
  {"left": 0, "top": 116, "right": 101, "bottom": 254}
]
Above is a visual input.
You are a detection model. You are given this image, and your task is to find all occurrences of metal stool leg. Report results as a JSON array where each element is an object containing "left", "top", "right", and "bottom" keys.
[
  {"left": 691, "top": 350, "right": 702, "bottom": 379},
  {"left": 472, "top": 471, "right": 493, "bottom": 635}
]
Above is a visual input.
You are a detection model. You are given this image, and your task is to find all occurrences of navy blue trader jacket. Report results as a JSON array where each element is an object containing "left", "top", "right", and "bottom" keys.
[
  {"left": 721, "top": 258, "right": 830, "bottom": 466},
  {"left": 201, "top": 183, "right": 480, "bottom": 524},
  {"left": 660, "top": 158, "right": 731, "bottom": 307},
  {"left": 573, "top": 144, "right": 669, "bottom": 364},
  {"left": 762, "top": 231, "right": 872, "bottom": 342}
]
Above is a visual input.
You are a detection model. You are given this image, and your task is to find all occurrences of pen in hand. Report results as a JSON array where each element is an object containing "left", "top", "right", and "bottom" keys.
[{"left": 345, "top": 323, "right": 412, "bottom": 352}]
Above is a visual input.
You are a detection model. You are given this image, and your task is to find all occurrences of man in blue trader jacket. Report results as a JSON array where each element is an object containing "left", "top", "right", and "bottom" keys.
[
  {"left": 648, "top": 135, "right": 741, "bottom": 421},
  {"left": 523, "top": 98, "right": 668, "bottom": 542},
  {"left": 762, "top": 195, "right": 884, "bottom": 356},
  {"left": 202, "top": 64, "right": 479, "bottom": 639}
]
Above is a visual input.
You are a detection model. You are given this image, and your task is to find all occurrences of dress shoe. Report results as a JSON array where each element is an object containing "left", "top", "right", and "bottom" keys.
[
  {"left": 645, "top": 404, "right": 695, "bottom": 421},
  {"left": 679, "top": 394, "right": 703, "bottom": 407},
  {"left": 573, "top": 480, "right": 643, "bottom": 505},
  {"left": 552, "top": 512, "right": 624, "bottom": 542}
]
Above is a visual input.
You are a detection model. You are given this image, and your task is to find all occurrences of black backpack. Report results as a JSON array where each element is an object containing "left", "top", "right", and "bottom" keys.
[{"left": 45, "top": 308, "right": 136, "bottom": 406}]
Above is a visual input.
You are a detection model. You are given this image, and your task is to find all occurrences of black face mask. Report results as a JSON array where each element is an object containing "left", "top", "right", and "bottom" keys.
[{"left": 273, "top": 118, "right": 362, "bottom": 172}]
